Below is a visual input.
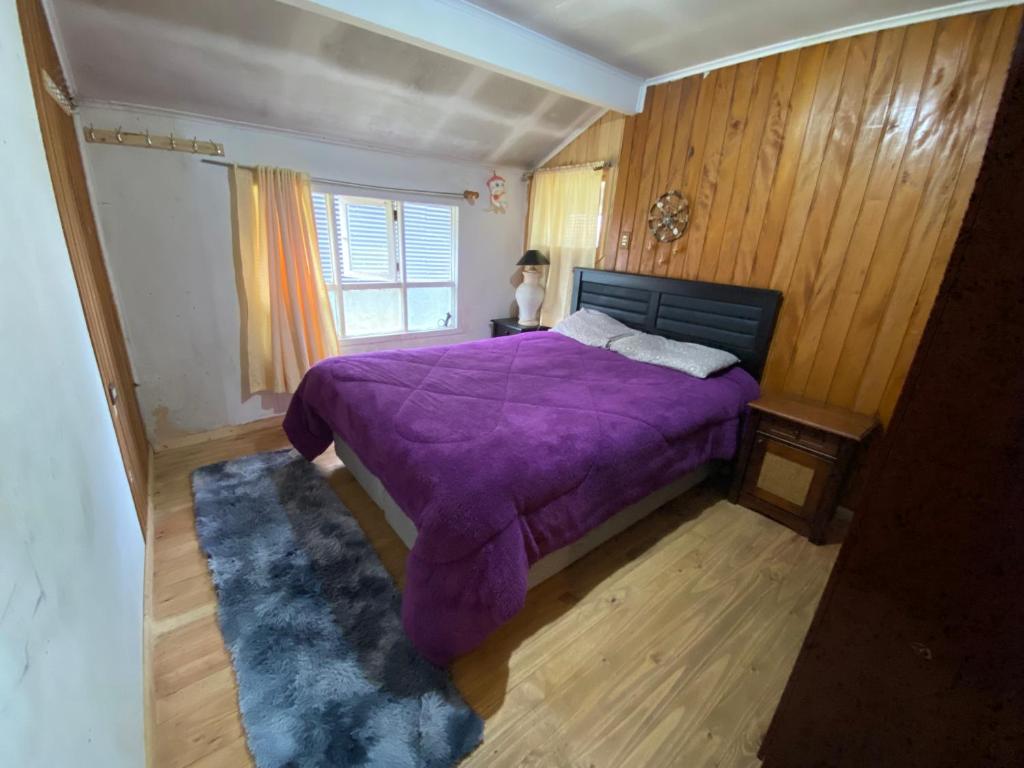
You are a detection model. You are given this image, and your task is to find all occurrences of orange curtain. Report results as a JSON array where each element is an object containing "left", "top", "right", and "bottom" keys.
[{"left": 231, "top": 165, "right": 338, "bottom": 394}]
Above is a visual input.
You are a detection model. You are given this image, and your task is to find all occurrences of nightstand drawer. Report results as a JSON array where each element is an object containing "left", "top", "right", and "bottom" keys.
[
  {"left": 797, "top": 426, "right": 841, "bottom": 458},
  {"left": 759, "top": 413, "right": 801, "bottom": 442},
  {"left": 758, "top": 415, "right": 841, "bottom": 458}
]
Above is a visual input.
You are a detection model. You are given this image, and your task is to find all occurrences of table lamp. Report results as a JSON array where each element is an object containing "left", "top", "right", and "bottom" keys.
[{"left": 515, "top": 249, "right": 550, "bottom": 327}]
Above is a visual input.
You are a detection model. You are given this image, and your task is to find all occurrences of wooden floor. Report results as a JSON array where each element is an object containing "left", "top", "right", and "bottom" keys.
[{"left": 148, "top": 422, "right": 841, "bottom": 768}]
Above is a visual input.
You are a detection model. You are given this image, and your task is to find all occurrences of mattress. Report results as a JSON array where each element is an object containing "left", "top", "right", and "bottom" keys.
[
  {"left": 285, "top": 332, "right": 759, "bottom": 663},
  {"left": 333, "top": 433, "right": 712, "bottom": 589}
]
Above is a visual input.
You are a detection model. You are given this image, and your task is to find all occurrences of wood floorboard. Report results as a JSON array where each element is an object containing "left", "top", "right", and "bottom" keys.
[{"left": 148, "top": 422, "right": 840, "bottom": 767}]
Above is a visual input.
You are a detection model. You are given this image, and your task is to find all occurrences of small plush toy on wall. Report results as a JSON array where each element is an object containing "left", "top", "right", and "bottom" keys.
[{"left": 485, "top": 170, "right": 507, "bottom": 214}]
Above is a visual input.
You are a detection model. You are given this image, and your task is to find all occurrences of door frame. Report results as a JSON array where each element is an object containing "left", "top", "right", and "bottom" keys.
[{"left": 17, "top": 0, "right": 150, "bottom": 532}]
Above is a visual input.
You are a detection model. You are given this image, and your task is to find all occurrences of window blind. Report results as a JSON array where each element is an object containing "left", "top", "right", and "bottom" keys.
[
  {"left": 403, "top": 203, "right": 455, "bottom": 282},
  {"left": 342, "top": 200, "right": 392, "bottom": 282},
  {"left": 311, "top": 192, "right": 335, "bottom": 284}
]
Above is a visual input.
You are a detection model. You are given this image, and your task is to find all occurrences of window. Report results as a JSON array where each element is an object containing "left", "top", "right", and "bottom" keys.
[{"left": 311, "top": 190, "right": 458, "bottom": 339}]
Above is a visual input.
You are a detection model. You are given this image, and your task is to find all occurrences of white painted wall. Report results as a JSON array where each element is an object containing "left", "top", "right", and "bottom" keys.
[
  {"left": 78, "top": 103, "right": 527, "bottom": 444},
  {"left": 0, "top": 5, "right": 144, "bottom": 767}
]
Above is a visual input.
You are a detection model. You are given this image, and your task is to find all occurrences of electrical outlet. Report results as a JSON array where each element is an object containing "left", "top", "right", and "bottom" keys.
[{"left": 619, "top": 231, "right": 632, "bottom": 249}]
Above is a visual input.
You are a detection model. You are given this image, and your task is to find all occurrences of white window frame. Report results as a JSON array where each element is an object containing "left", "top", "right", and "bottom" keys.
[
  {"left": 338, "top": 195, "right": 397, "bottom": 284},
  {"left": 312, "top": 186, "right": 459, "bottom": 342}
]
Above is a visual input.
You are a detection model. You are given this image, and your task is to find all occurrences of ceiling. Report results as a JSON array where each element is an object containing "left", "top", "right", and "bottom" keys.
[
  {"left": 49, "top": 0, "right": 988, "bottom": 167},
  {"left": 49, "top": 0, "right": 602, "bottom": 168},
  {"left": 470, "top": 0, "right": 969, "bottom": 78}
]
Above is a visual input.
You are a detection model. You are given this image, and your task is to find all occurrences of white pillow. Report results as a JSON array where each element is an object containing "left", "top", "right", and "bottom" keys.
[
  {"left": 551, "top": 307, "right": 638, "bottom": 348},
  {"left": 609, "top": 333, "right": 739, "bottom": 378}
]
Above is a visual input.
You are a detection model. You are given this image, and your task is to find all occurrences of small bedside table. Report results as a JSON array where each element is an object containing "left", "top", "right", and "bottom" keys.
[
  {"left": 490, "top": 318, "right": 550, "bottom": 337},
  {"left": 730, "top": 395, "right": 879, "bottom": 544}
]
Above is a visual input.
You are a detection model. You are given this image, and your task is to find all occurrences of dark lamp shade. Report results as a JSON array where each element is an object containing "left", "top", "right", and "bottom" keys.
[{"left": 517, "top": 249, "right": 550, "bottom": 267}]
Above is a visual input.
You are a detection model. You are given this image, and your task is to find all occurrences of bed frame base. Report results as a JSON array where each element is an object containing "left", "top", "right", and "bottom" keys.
[{"left": 334, "top": 436, "right": 712, "bottom": 589}]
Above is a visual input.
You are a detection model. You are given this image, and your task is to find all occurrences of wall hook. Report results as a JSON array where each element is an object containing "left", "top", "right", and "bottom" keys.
[{"left": 79, "top": 125, "right": 223, "bottom": 156}]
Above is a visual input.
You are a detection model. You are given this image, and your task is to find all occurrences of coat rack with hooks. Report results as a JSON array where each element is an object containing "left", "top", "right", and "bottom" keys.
[{"left": 83, "top": 124, "right": 224, "bottom": 157}]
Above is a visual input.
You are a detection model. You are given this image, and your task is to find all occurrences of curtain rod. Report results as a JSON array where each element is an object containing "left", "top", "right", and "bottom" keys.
[
  {"left": 200, "top": 158, "right": 477, "bottom": 202},
  {"left": 522, "top": 160, "right": 611, "bottom": 181}
]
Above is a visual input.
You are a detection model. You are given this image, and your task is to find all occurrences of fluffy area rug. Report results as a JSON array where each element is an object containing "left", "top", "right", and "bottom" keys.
[{"left": 191, "top": 449, "right": 483, "bottom": 768}]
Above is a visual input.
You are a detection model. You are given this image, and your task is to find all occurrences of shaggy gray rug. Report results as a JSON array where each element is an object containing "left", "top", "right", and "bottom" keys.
[{"left": 191, "top": 449, "right": 483, "bottom": 768}]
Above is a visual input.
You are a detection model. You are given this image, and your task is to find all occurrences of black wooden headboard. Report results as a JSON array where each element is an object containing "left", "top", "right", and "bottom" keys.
[{"left": 569, "top": 268, "right": 782, "bottom": 380}]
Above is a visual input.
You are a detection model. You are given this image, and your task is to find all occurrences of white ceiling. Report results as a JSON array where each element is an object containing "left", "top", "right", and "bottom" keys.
[
  {"left": 49, "top": 0, "right": 997, "bottom": 167},
  {"left": 49, "top": 0, "right": 602, "bottom": 168},
  {"left": 469, "top": 0, "right": 986, "bottom": 79}
]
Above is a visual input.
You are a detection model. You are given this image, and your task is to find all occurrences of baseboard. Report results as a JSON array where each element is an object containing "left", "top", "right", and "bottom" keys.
[{"left": 154, "top": 415, "right": 284, "bottom": 453}]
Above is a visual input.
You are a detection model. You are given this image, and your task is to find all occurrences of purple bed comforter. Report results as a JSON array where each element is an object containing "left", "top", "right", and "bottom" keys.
[{"left": 284, "top": 332, "right": 759, "bottom": 664}]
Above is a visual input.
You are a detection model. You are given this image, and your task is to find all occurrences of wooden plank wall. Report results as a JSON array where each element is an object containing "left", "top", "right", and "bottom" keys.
[
  {"left": 545, "top": 111, "right": 627, "bottom": 168},
  {"left": 556, "top": 7, "right": 1022, "bottom": 425}
]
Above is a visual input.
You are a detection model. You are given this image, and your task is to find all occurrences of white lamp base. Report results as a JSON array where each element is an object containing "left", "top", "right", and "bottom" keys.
[{"left": 515, "top": 268, "right": 545, "bottom": 326}]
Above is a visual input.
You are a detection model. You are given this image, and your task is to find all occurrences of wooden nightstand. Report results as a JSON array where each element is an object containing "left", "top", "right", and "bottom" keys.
[
  {"left": 730, "top": 395, "right": 879, "bottom": 544},
  {"left": 490, "top": 317, "right": 550, "bottom": 337}
]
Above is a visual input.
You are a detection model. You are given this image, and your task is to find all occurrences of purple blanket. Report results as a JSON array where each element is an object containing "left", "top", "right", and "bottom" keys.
[{"left": 285, "top": 332, "right": 758, "bottom": 664}]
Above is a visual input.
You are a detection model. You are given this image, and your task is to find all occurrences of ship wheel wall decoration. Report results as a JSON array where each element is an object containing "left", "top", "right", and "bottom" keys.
[{"left": 648, "top": 190, "right": 690, "bottom": 243}]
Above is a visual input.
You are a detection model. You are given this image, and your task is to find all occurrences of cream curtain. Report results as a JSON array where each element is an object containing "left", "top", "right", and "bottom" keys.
[
  {"left": 527, "top": 167, "right": 604, "bottom": 327},
  {"left": 230, "top": 165, "right": 338, "bottom": 395}
]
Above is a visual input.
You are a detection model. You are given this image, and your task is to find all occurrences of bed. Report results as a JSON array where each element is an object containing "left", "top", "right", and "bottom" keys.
[{"left": 285, "top": 268, "right": 781, "bottom": 664}]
